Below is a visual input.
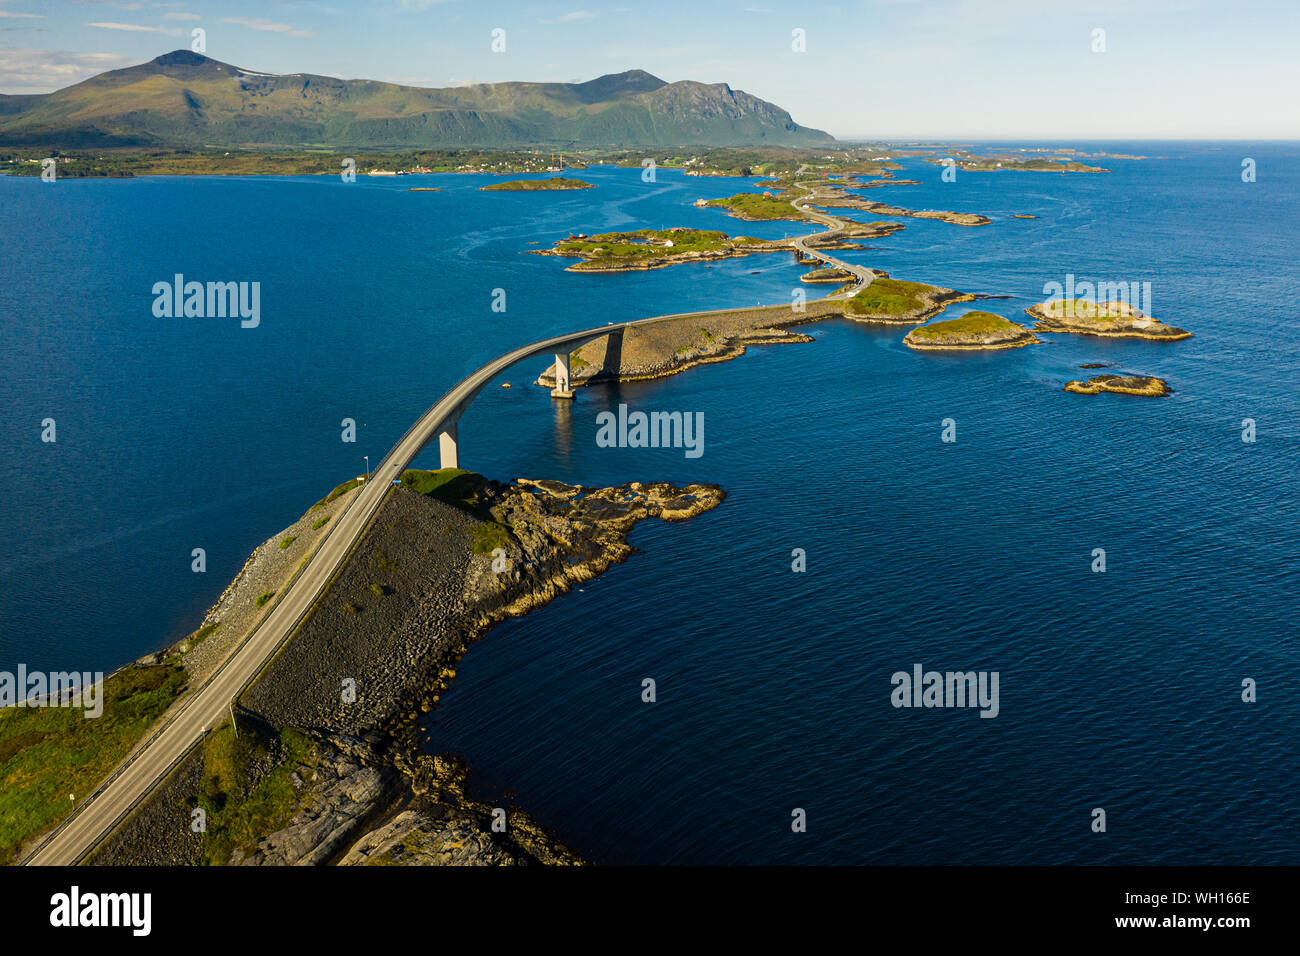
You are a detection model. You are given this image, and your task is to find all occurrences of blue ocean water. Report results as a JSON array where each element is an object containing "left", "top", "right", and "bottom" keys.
[{"left": 1, "top": 144, "right": 1297, "bottom": 864}]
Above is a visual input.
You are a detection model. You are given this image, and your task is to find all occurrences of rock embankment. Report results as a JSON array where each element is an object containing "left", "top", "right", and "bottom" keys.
[
  {"left": 241, "top": 477, "right": 724, "bottom": 737},
  {"left": 535, "top": 299, "right": 844, "bottom": 388},
  {"left": 799, "top": 182, "right": 991, "bottom": 226},
  {"left": 90, "top": 472, "right": 724, "bottom": 866}
]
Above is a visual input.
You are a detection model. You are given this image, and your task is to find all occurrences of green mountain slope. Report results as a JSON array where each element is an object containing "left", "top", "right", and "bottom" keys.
[{"left": 0, "top": 51, "right": 833, "bottom": 149}]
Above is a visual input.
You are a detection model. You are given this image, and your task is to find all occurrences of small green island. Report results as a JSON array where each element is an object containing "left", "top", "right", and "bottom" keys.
[
  {"left": 1063, "top": 374, "right": 1171, "bottom": 397},
  {"left": 1025, "top": 299, "right": 1191, "bottom": 341},
  {"left": 843, "top": 275, "right": 977, "bottom": 324},
  {"left": 923, "top": 153, "right": 1111, "bottom": 174},
  {"left": 703, "top": 191, "right": 817, "bottom": 221},
  {"left": 800, "top": 267, "right": 855, "bottom": 284},
  {"left": 903, "top": 311, "right": 1040, "bottom": 351},
  {"left": 531, "top": 227, "right": 772, "bottom": 272},
  {"left": 479, "top": 177, "right": 594, "bottom": 191}
]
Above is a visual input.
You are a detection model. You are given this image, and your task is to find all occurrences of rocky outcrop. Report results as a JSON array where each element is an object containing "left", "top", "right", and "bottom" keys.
[
  {"left": 226, "top": 734, "right": 582, "bottom": 866},
  {"left": 843, "top": 273, "right": 977, "bottom": 326},
  {"left": 460, "top": 479, "right": 725, "bottom": 628},
  {"left": 800, "top": 182, "right": 991, "bottom": 226},
  {"left": 800, "top": 267, "right": 854, "bottom": 283},
  {"left": 1026, "top": 301, "right": 1191, "bottom": 341},
  {"left": 903, "top": 311, "right": 1040, "bottom": 351},
  {"left": 338, "top": 754, "right": 581, "bottom": 866},
  {"left": 231, "top": 734, "right": 402, "bottom": 866},
  {"left": 1063, "top": 374, "right": 1171, "bottom": 397}
]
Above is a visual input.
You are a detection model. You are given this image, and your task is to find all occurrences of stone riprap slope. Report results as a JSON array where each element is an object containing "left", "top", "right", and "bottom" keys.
[{"left": 88, "top": 474, "right": 723, "bottom": 866}]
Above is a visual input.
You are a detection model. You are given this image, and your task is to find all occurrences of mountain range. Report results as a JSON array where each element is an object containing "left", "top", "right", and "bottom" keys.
[{"left": 0, "top": 51, "right": 833, "bottom": 149}]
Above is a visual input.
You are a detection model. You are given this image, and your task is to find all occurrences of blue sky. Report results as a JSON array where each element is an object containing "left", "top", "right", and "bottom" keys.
[{"left": 1, "top": 0, "right": 1296, "bottom": 139}]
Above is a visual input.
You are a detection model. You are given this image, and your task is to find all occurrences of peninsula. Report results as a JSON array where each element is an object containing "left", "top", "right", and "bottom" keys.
[{"left": 10, "top": 469, "right": 724, "bottom": 866}]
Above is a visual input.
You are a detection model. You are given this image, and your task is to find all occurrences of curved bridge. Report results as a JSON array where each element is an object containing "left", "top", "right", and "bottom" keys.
[{"left": 23, "top": 175, "right": 871, "bottom": 866}]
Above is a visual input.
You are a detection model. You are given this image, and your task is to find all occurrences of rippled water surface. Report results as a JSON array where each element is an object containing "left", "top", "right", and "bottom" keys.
[{"left": 2, "top": 144, "right": 1297, "bottom": 863}]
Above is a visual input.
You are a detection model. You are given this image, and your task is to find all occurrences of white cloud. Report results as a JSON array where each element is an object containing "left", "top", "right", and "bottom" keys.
[
  {"left": 0, "top": 10, "right": 44, "bottom": 19},
  {"left": 219, "top": 16, "right": 313, "bottom": 38},
  {"left": 163, "top": 12, "right": 201, "bottom": 20},
  {"left": 0, "top": 49, "right": 130, "bottom": 93},
  {"left": 85, "top": 21, "right": 172, "bottom": 32},
  {"left": 540, "top": 11, "right": 596, "bottom": 24}
]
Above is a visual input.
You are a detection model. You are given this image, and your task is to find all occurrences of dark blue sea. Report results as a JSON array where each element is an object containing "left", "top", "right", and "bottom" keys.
[{"left": 2, "top": 143, "right": 1297, "bottom": 864}]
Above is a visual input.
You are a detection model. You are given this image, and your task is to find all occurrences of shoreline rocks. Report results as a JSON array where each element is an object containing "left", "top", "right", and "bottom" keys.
[
  {"left": 92, "top": 472, "right": 725, "bottom": 866},
  {"left": 1026, "top": 300, "right": 1191, "bottom": 341},
  {"left": 1063, "top": 374, "right": 1171, "bottom": 397}
]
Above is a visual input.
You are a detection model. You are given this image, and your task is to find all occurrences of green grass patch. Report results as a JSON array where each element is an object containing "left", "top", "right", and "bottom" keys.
[
  {"left": 909, "top": 311, "right": 1020, "bottom": 339},
  {"left": 481, "top": 177, "right": 593, "bottom": 191},
  {"left": 307, "top": 477, "right": 362, "bottom": 513},
  {"left": 311, "top": 515, "right": 330, "bottom": 530},
  {"left": 0, "top": 664, "right": 187, "bottom": 863},
  {"left": 554, "top": 228, "right": 732, "bottom": 260},
  {"left": 255, "top": 591, "right": 275, "bottom": 608},
  {"left": 400, "top": 468, "right": 512, "bottom": 556},
  {"left": 705, "top": 193, "right": 808, "bottom": 221},
  {"left": 1037, "top": 298, "right": 1121, "bottom": 322},
  {"left": 845, "top": 277, "right": 938, "bottom": 317},
  {"left": 188, "top": 622, "right": 220, "bottom": 648},
  {"left": 197, "top": 724, "right": 314, "bottom": 866},
  {"left": 471, "top": 522, "right": 511, "bottom": 555},
  {"left": 278, "top": 536, "right": 296, "bottom": 550},
  {"left": 399, "top": 468, "right": 493, "bottom": 513}
]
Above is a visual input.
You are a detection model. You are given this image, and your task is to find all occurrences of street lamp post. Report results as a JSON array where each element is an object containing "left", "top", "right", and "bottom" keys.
[{"left": 364, "top": 455, "right": 370, "bottom": 480}]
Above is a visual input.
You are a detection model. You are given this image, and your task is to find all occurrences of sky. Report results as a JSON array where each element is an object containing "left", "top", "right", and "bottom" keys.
[{"left": 0, "top": 0, "right": 1296, "bottom": 140}]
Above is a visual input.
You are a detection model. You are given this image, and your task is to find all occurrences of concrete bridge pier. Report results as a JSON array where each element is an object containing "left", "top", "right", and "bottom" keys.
[
  {"left": 551, "top": 352, "right": 576, "bottom": 400},
  {"left": 438, "top": 419, "right": 459, "bottom": 470}
]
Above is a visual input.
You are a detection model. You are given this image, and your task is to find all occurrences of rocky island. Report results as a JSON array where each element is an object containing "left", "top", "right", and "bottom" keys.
[
  {"left": 923, "top": 153, "right": 1111, "bottom": 173},
  {"left": 703, "top": 191, "right": 819, "bottom": 221},
  {"left": 531, "top": 227, "right": 773, "bottom": 272},
  {"left": 844, "top": 275, "right": 977, "bottom": 324},
  {"left": 531, "top": 223, "right": 900, "bottom": 273},
  {"left": 1063, "top": 374, "right": 1171, "bottom": 397},
  {"left": 800, "top": 267, "right": 856, "bottom": 284},
  {"left": 706, "top": 183, "right": 990, "bottom": 227},
  {"left": 903, "top": 311, "right": 1040, "bottom": 351},
  {"left": 1026, "top": 299, "right": 1191, "bottom": 341},
  {"left": 808, "top": 189, "right": 992, "bottom": 227},
  {"left": 480, "top": 177, "right": 594, "bottom": 191}
]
